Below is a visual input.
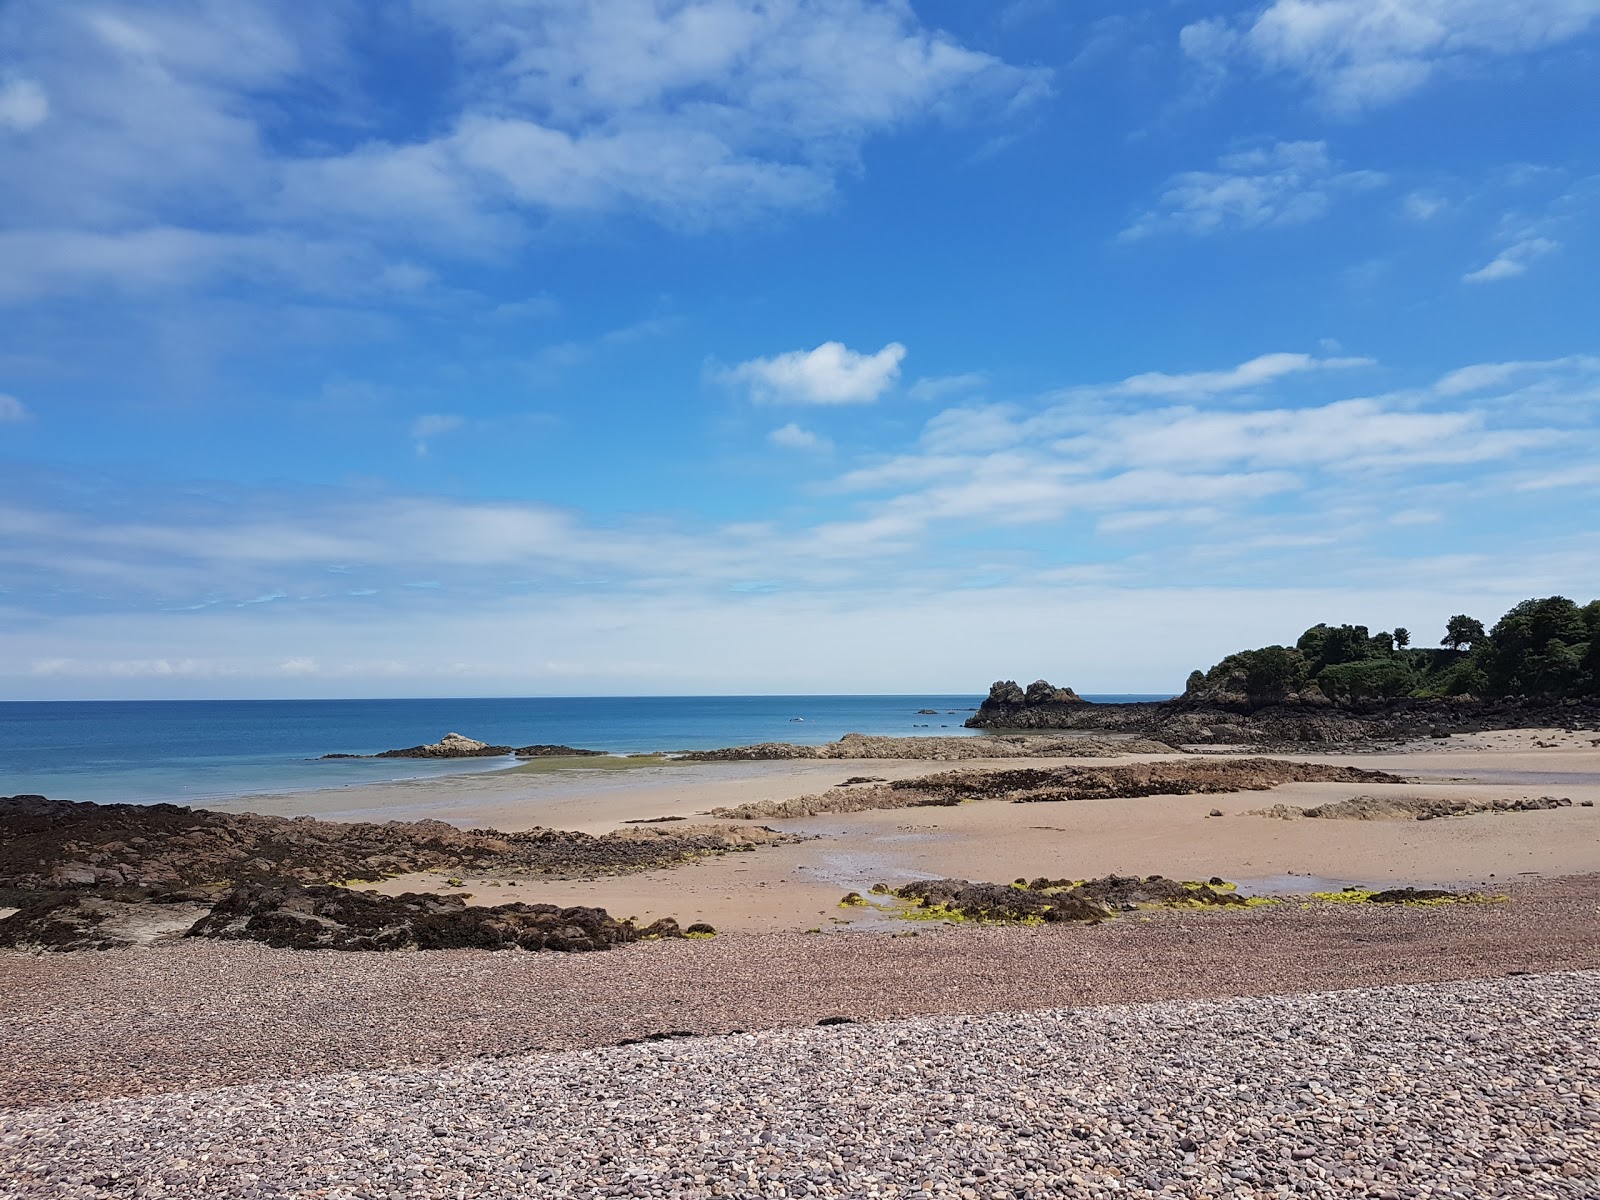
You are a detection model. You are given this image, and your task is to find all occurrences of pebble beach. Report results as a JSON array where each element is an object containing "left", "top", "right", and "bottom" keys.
[{"left": 5, "top": 970, "right": 1597, "bottom": 1199}]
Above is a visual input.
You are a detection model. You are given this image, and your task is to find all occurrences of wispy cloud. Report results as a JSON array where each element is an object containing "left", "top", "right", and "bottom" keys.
[
  {"left": 718, "top": 341, "right": 907, "bottom": 405},
  {"left": 768, "top": 423, "right": 830, "bottom": 451},
  {"left": 3, "top": 350, "right": 1599, "bottom": 696},
  {"left": 1463, "top": 236, "right": 1560, "bottom": 283},
  {"left": 1110, "top": 352, "right": 1374, "bottom": 398},
  {"left": 908, "top": 373, "right": 987, "bottom": 403},
  {"left": 1182, "top": 0, "right": 1600, "bottom": 114},
  {"left": 410, "top": 413, "right": 464, "bottom": 456},
  {"left": 0, "top": 393, "right": 29, "bottom": 422},
  {"left": 1122, "top": 141, "right": 1385, "bottom": 239}
]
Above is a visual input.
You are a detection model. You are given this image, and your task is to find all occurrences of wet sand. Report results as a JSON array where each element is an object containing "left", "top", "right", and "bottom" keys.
[{"left": 256, "top": 727, "right": 1600, "bottom": 933}]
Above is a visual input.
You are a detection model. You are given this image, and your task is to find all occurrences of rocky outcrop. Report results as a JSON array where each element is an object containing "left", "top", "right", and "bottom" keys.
[
  {"left": 0, "top": 795, "right": 801, "bottom": 895},
  {"left": 324, "top": 734, "right": 608, "bottom": 760},
  {"left": 966, "top": 688, "right": 1600, "bottom": 747},
  {"left": 709, "top": 758, "right": 1402, "bottom": 819},
  {"left": 1251, "top": 794, "right": 1574, "bottom": 821},
  {"left": 374, "top": 732, "right": 513, "bottom": 758},
  {"left": 0, "top": 795, "right": 770, "bottom": 953},
  {"left": 680, "top": 731, "right": 1172, "bottom": 763},
  {"left": 185, "top": 884, "right": 689, "bottom": 952},
  {"left": 887, "top": 874, "right": 1247, "bottom": 923},
  {"left": 0, "top": 893, "right": 213, "bottom": 952}
]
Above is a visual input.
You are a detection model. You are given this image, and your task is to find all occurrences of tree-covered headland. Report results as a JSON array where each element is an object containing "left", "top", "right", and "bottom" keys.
[{"left": 1187, "top": 596, "right": 1600, "bottom": 707}]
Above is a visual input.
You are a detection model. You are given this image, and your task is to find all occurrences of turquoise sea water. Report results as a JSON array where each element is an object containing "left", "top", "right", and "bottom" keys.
[{"left": 0, "top": 695, "right": 1170, "bottom": 805}]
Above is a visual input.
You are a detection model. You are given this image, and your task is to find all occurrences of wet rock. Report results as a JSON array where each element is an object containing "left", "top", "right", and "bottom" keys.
[
  {"left": 0, "top": 892, "right": 213, "bottom": 952},
  {"left": 513, "top": 745, "right": 607, "bottom": 758},
  {"left": 889, "top": 874, "right": 1250, "bottom": 924},
  {"left": 892, "top": 879, "right": 1108, "bottom": 923},
  {"left": 186, "top": 883, "right": 645, "bottom": 952},
  {"left": 1, "top": 795, "right": 802, "bottom": 897},
  {"left": 1367, "top": 887, "right": 1461, "bottom": 904}
]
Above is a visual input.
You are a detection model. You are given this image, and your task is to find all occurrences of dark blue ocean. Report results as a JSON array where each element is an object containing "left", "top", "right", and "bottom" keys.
[{"left": 0, "top": 695, "right": 1169, "bottom": 805}]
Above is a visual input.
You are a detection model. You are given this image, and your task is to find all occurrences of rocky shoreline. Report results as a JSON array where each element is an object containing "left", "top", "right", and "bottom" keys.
[
  {"left": 708, "top": 757, "right": 1404, "bottom": 819},
  {"left": 0, "top": 794, "right": 791, "bottom": 953},
  {"left": 966, "top": 679, "right": 1600, "bottom": 746}
]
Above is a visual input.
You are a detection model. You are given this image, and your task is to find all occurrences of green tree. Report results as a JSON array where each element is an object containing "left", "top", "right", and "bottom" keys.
[
  {"left": 1483, "top": 597, "right": 1588, "bottom": 694},
  {"left": 1441, "top": 614, "right": 1486, "bottom": 651},
  {"left": 1393, "top": 627, "right": 1410, "bottom": 649}
]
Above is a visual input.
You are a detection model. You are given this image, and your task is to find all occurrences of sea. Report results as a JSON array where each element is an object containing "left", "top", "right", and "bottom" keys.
[{"left": 0, "top": 695, "right": 1170, "bottom": 805}]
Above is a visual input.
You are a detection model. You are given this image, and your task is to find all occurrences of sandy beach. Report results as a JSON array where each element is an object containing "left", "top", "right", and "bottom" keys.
[
  {"left": 7, "top": 727, "right": 1600, "bottom": 1197},
  {"left": 194, "top": 728, "right": 1600, "bottom": 933}
]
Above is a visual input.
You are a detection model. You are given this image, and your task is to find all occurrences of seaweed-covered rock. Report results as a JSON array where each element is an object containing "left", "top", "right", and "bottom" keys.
[
  {"left": 514, "top": 745, "right": 607, "bottom": 758},
  {"left": 893, "top": 879, "right": 1108, "bottom": 923},
  {"left": 0, "top": 795, "right": 800, "bottom": 895},
  {"left": 1367, "top": 887, "right": 1460, "bottom": 904},
  {"left": 0, "top": 893, "right": 213, "bottom": 952},
  {"left": 186, "top": 884, "right": 644, "bottom": 952},
  {"left": 889, "top": 874, "right": 1250, "bottom": 923}
]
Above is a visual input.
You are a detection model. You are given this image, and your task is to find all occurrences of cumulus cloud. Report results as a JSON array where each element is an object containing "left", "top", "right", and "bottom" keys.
[
  {"left": 0, "top": 394, "right": 28, "bottom": 422},
  {"left": 1183, "top": 1, "right": 1600, "bottom": 114},
  {"left": 721, "top": 341, "right": 907, "bottom": 405},
  {"left": 1122, "top": 141, "right": 1385, "bottom": 239},
  {"left": 0, "top": 2, "right": 1048, "bottom": 302},
  {"left": 1463, "top": 236, "right": 1560, "bottom": 283},
  {"left": 768, "top": 423, "right": 830, "bottom": 451}
]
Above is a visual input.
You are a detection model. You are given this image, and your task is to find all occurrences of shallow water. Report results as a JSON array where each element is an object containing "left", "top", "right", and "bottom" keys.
[{"left": 0, "top": 694, "right": 1170, "bottom": 805}]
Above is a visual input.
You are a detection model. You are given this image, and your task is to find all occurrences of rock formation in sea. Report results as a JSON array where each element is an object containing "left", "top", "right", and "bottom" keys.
[{"left": 322, "top": 733, "right": 608, "bottom": 760}]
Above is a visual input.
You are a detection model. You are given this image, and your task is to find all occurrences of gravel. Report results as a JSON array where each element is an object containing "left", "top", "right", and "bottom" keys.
[
  {"left": 3, "top": 875, "right": 1600, "bottom": 1111},
  {"left": 2, "top": 970, "right": 1596, "bottom": 1199}
]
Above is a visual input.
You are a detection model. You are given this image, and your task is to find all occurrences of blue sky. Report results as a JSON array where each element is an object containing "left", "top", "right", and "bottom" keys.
[{"left": 1, "top": 0, "right": 1597, "bottom": 699}]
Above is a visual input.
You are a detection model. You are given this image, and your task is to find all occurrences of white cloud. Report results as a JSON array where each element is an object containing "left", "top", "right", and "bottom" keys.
[
  {"left": 1402, "top": 191, "right": 1447, "bottom": 220},
  {"left": 1184, "top": 1, "right": 1600, "bottom": 114},
  {"left": 768, "top": 423, "right": 830, "bottom": 451},
  {"left": 721, "top": 341, "right": 907, "bottom": 405},
  {"left": 1463, "top": 236, "right": 1559, "bottom": 283},
  {"left": 0, "top": 77, "right": 48, "bottom": 130},
  {"left": 2, "top": 351, "right": 1596, "bottom": 700},
  {"left": 0, "top": 394, "right": 28, "bottom": 422},
  {"left": 410, "top": 413, "right": 465, "bottom": 455},
  {"left": 0, "top": 2, "right": 1048, "bottom": 303},
  {"left": 1112, "top": 352, "right": 1374, "bottom": 397},
  {"left": 1122, "top": 141, "right": 1385, "bottom": 239},
  {"left": 908, "top": 372, "right": 987, "bottom": 403},
  {"left": 1434, "top": 355, "right": 1600, "bottom": 395}
]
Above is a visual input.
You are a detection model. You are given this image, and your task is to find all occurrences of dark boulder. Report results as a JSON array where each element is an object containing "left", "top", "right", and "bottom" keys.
[{"left": 186, "top": 883, "right": 645, "bottom": 952}]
